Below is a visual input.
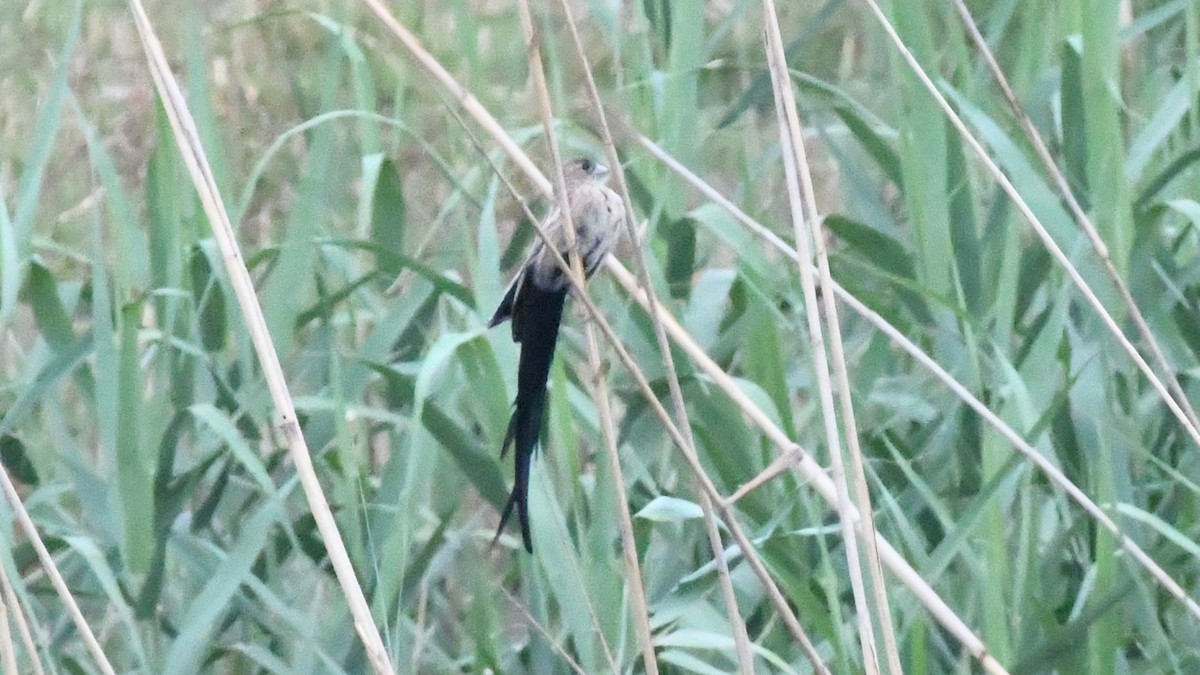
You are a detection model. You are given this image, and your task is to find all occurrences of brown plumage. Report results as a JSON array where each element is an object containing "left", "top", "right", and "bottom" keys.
[{"left": 488, "top": 157, "right": 623, "bottom": 552}]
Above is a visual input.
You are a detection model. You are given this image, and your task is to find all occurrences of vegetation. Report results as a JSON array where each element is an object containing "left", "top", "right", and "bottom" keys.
[{"left": 2, "top": 0, "right": 1200, "bottom": 672}]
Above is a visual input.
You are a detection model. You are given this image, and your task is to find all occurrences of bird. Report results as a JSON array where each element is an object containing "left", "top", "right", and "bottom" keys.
[{"left": 488, "top": 156, "right": 624, "bottom": 553}]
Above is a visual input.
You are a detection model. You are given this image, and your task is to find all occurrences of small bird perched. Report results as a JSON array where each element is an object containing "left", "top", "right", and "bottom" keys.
[{"left": 488, "top": 157, "right": 623, "bottom": 552}]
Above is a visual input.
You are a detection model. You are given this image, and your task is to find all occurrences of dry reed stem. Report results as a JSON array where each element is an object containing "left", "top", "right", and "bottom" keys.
[
  {"left": 514, "top": 2, "right": 621, "bottom": 671},
  {"left": 555, "top": 0, "right": 754, "bottom": 670},
  {"left": 637, "top": 132, "right": 1200, "bottom": 623},
  {"left": 355, "top": 1, "right": 831, "bottom": 669},
  {"left": 0, "top": 465, "right": 113, "bottom": 674},
  {"left": 950, "top": 0, "right": 1200, "bottom": 434},
  {"left": 761, "top": 2, "right": 897, "bottom": 671},
  {"left": 127, "top": 1, "right": 393, "bottom": 672},
  {"left": 501, "top": 586, "right": 589, "bottom": 675},
  {"left": 0, "top": 562, "right": 41, "bottom": 675},
  {"left": 0, "top": 594, "right": 15, "bottom": 675},
  {"left": 358, "top": 0, "right": 1000, "bottom": 670},
  {"left": 858, "top": 0, "right": 1200, "bottom": 452},
  {"left": 355, "top": 0, "right": 1003, "bottom": 667}
]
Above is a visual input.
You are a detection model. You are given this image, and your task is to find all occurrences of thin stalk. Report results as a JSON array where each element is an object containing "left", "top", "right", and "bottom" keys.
[
  {"left": 606, "top": 263, "right": 1006, "bottom": 674},
  {"left": 859, "top": 0, "right": 1200, "bottom": 452},
  {"left": 514, "top": 2, "right": 620, "bottom": 670},
  {"left": 556, "top": 1, "right": 751, "bottom": 670},
  {"left": 0, "top": 600, "right": 13, "bottom": 675},
  {"left": 637, "top": 134, "right": 1200, "bottom": 624},
  {"left": 357, "top": 2, "right": 999, "bottom": 670},
  {"left": 761, "top": 2, "right": 902, "bottom": 671},
  {"left": 951, "top": 0, "right": 1200, "bottom": 434},
  {"left": 500, "top": 587, "right": 589, "bottom": 675},
  {"left": 128, "top": 2, "right": 392, "bottom": 672},
  {"left": 0, "top": 562, "right": 42, "bottom": 675},
  {"left": 0, "top": 464, "right": 114, "bottom": 675},
  {"left": 763, "top": 15, "right": 880, "bottom": 675}
]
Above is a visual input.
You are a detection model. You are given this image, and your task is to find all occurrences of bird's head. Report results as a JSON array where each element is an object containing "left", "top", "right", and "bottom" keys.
[{"left": 564, "top": 156, "right": 610, "bottom": 185}]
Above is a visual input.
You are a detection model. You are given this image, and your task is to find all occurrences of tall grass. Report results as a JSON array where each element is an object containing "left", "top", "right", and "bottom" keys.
[{"left": 2, "top": 0, "right": 1200, "bottom": 672}]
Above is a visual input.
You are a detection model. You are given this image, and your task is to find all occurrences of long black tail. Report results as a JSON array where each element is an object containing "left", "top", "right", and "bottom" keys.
[{"left": 495, "top": 283, "right": 567, "bottom": 552}]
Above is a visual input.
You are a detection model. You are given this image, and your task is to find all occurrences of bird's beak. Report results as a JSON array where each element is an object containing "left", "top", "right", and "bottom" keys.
[{"left": 593, "top": 162, "right": 610, "bottom": 179}]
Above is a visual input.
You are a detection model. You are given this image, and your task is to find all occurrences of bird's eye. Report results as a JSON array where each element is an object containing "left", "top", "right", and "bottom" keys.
[{"left": 580, "top": 158, "right": 593, "bottom": 173}]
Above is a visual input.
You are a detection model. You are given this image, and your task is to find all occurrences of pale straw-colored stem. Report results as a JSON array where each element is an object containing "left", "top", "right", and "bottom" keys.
[
  {"left": 859, "top": 0, "right": 1200, "bottom": 451},
  {"left": 608, "top": 261, "right": 1010, "bottom": 673},
  {"left": 514, "top": 2, "right": 621, "bottom": 670},
  {"left": 0, "top": 573, "right": 16, "bottom": 675},
  {"left": 556, "top": 0, "right": 754, "bottom": 670},
  {"left": 501, "top": 587, "right": 589, "bottom": 675},
  {"left": 0, "top": 467, "right": 113, "bottom": 674},
  {"left": 950, "top": 0, "right": 1200, "bottom": 434},
  {"left": 637, "top": 133, "right": 1200, "bottom": 624},
  {"left": 460, "top": 92, "right": 825, "bottom": 673},
  {"left": 761, "top": 2, "right": 899, "bottom": 671},
  {"left": 128, "top": 2, "right": 392, "bottom": 671},
  {"left": 0, "top": 562, "right": 42, "bottom": 675},
  {"left": 356, "top": 0, "right": 1001, "bottom": 669}
]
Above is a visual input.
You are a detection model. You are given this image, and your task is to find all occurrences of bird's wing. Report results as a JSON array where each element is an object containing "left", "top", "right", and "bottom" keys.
[
  {"left": 488, "top": 267, "right": 523, "bottom": 332},
  {"left": 490, "top": 201, "right": 569, "bottom": 335}
]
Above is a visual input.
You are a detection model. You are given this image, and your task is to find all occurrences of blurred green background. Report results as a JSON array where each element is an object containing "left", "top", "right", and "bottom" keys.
[{"left": 2, "top": 0, "right": 1200, "bottom": 672}]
